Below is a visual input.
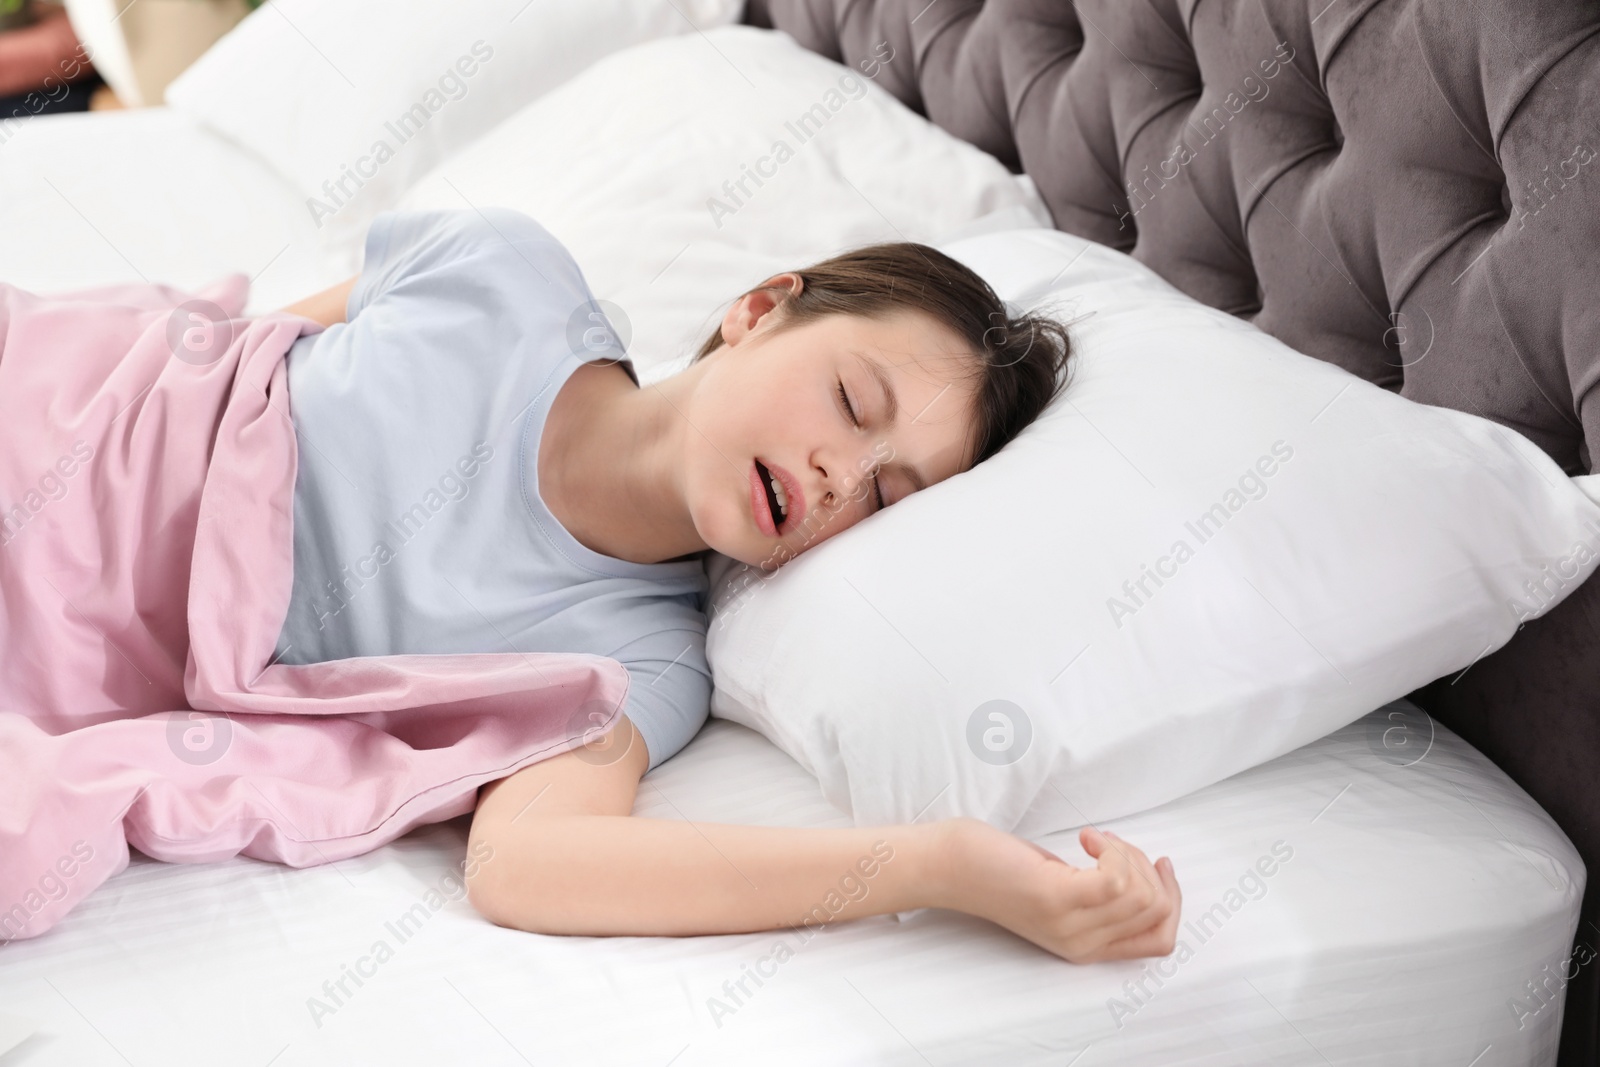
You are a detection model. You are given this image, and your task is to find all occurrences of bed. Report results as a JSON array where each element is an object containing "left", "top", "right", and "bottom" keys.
[
  {"left": 0, "top": 0, "right": 1594, "bottom": 1062},
  {"left": 0, "top": 708, "right": 1581, "bottom": 1064}
]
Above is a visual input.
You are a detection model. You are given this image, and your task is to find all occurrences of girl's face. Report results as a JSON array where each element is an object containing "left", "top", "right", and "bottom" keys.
[{"left": 680, "top": 274, "right": 981, "bottom": 570}]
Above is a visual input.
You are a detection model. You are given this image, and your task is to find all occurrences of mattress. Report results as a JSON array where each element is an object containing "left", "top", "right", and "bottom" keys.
[
  {"left": 0, "top": 106, "right": 348, "bottom": 314},
  {"left": 0, "top": 702, "right": 1581, "bottom": 1065}
]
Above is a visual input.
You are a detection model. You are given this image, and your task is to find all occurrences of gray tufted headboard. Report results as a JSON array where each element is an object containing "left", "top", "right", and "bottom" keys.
[
  {"left": 745, "top": 0, "right": 1600, "bottom": 467},
  {"left": 744, "top": 0, "right": 1600, "bottom": 1053}
]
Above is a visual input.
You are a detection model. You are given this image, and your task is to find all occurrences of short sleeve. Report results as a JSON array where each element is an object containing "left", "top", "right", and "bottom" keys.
[
  {"left": 346, "top": 207, "right": 557, "bottom": 321},
  {"left": 615, "top": 626, "right": 712, "bottom": 773}
]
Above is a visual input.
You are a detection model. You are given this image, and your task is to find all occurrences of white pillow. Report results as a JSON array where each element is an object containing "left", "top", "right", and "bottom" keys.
[
  {"left": 390, "top": 26, "right": 1051, "bottom": 382},
  {"left": 704, "top": 227, "right": 1600, "bottom": 837},
  {"left": 164, "top": 0, "right": 744, "bottom": 249}
]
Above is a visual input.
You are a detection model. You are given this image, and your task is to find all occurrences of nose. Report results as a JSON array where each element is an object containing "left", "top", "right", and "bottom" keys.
[{"left": 813, "top": 439, "right": 879, "bottom": 512}]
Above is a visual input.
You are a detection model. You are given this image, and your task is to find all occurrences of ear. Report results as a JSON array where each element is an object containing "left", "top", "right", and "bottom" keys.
[{"left": 719, "top": 272, "right": 803, "bottom": 349}]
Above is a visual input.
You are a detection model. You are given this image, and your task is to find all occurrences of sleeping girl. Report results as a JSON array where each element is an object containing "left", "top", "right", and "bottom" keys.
[
  {"left": 271, "top": 207, "right": 1181, "bottom": 965},
  {"left": 0, "top": 202, "right": 1176, "bottom": 957}
]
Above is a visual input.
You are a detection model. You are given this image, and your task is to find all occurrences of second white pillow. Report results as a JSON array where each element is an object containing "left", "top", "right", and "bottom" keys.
[
  {"left": 390, "top": 26, "right": 1050, "bottom": 381},
  {"left": 165, "top": 0, "right": 745, "bottom": 248}
]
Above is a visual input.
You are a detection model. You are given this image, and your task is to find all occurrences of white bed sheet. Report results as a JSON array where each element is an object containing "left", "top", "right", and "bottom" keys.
[
  {"left": 0, "top": 703, "right": 1582, "bottom": 1066},
  {"left": 0, "top": 107, "right": 348, "bottom": 314}
]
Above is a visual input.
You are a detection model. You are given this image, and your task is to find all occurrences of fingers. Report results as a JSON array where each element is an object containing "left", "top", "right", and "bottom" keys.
[
  {"left": 1069, "top": 866, "right": 1158, "bottom": 935},
  {"left": 1066, "top": 828, "right": 1147, "bottom": 907},
  {"left": 1112, "top": 848, "right": 1177, "bottom": 935},
  {"left": 1081, "top": 857, "right": 1184, "bottom": 966},
  {"left": 1095, "top": 921, "right": 1175, "bottom": 961},
  {"left": 1084, "top": 828, "right": 1156, "bottom": 902},
  {"left": 1081, "top": 828, "right": 1159, "bottom": 890},
  {"left": 1104, "top": 831, "right": 1164, "bottom": 898},
  {"left": 1082, "top": 879, "right": 1170, "bottom": 948},
  {"left": 1060, "top": 831, "right": 1179, "bottom": 961},
  {"left": 1070, "top": 849, "right": 1129, "bottom": 908},
  {"left": 1159, "top": 856, "right": 1181, "bottom": 921}
]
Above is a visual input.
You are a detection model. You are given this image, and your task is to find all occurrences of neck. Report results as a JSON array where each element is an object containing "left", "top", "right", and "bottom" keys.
[{"left": 541, "top": 360, "right": 707, "bottom": 565}]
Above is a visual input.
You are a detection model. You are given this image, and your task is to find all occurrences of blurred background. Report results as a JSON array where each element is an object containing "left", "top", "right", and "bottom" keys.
[{"left": 1, "top": 0, "right": 256, "bottom": 115}]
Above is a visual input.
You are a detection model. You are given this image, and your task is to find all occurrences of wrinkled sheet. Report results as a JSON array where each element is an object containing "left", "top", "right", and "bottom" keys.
[{"left": 0, "top": 276, "right": 628, "bottom": 941}]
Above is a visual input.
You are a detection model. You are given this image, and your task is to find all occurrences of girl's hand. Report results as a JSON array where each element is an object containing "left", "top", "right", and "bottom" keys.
[
  {"left": 276, "top": 275, "right": 359, "bottom": 328},
  {"left": 931, "top": 817, "right": 1181, "bottom": 964}
]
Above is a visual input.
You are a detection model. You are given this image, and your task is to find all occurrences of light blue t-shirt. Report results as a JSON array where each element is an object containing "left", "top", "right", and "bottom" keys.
[{"left": 273, "top": 208, "right": 712, "bottom": 773}]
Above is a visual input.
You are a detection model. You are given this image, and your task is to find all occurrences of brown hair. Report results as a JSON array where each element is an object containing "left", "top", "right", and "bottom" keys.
[{"left": 693, "top": 243, "right": 1073, "bottom": 471}]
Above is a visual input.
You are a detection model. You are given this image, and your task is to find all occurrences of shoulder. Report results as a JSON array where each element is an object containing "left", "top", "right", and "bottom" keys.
[
  {"left": 353, "top": 207, "right": 593, "bottom": 323},
  {"left": 372, "top": 207, "right": 572, "bottom": 270}
]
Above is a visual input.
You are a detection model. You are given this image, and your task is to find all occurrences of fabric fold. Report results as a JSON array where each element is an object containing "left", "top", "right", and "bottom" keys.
[{"left": 0, "top": 277, "right": 628, "bottom": 942}]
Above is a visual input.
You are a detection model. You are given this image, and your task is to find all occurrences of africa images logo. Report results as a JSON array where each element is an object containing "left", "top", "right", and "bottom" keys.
[{"left": 305, "top": 41, "right": 494, "bottom": 228}]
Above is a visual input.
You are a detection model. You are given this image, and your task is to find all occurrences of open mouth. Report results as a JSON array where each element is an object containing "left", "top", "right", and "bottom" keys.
[{"left": 754, "top": 459, "right": 789, "bottom": 533}]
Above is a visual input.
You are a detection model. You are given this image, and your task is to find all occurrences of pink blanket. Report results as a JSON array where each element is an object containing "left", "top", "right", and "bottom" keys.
[{"left": 0, "top": 277, "right": 629, "bottom": 942}]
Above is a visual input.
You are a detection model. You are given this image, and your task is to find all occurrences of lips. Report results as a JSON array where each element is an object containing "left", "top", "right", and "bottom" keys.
[{"left": 750, "top": 458, "right": 806, "bottom": 537}]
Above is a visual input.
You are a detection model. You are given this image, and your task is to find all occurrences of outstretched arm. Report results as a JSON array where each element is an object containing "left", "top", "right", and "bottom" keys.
[{"left": 466, "top": 714, "right": 1181, "bottom": 963}]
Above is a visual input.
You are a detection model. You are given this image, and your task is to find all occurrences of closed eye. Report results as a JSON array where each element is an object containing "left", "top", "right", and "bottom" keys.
[
  {"left": 836, "top": 379, "right": 858, "bottom": 428},
  {"left": 836, "top": 377, "right": 886, "bottom": 511}
]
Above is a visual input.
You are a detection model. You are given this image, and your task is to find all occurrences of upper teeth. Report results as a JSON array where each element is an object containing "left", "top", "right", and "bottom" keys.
[{"left": 769, "top": 474, "right": 788, "bottom": 519}]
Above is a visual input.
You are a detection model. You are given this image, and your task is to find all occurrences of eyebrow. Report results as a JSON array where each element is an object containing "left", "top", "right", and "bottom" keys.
[{"left": 854, "top": 352, "right": 927, "bottom": 494}]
